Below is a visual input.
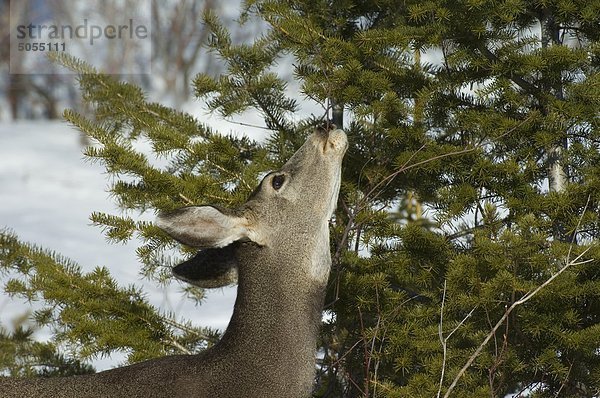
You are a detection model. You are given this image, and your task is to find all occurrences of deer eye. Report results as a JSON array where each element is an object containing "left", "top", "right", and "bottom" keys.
[{"left": 271, "top": 174, "right": 286, "bottom": 190}]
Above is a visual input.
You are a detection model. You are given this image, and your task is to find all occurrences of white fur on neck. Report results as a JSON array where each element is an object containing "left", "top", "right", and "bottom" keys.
[{"left": 310, "top": 221, "right": 332, "bottom": 283}]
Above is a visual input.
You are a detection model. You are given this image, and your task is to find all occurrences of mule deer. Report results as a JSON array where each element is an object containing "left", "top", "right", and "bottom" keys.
[{"left": 0, "top": 127, "right": 348, "bottom": 398}]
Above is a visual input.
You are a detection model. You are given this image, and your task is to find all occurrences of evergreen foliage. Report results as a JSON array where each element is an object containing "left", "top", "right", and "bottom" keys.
[
  {"left": 2, "top": 1, "right": 600, "bottom": 397},
  {"left": 0, "top": 229, "right": 219, "bottom": 371},
  {"left": 0, "top": 320, "right": 94, "bottom": 378}
]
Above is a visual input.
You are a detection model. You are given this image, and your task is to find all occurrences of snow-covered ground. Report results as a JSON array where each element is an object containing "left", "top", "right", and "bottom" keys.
[{"left": 0, "top": 120, "right": 240, "bottom": 370}]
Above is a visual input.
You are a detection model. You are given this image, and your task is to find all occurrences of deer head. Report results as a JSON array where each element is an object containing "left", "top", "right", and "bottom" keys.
[{"left": 156, "top": 127, "right": 348, "bottom": 288}]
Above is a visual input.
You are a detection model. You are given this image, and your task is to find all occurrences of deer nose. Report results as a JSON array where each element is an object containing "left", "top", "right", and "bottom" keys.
[{"left": 326, "top": 129, "right": 348, "bottom": 153}]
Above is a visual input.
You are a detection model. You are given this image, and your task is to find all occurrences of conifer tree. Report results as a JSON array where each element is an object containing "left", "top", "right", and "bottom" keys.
[{"left": 2, "top": 1, "right": 600, "bottom": 397}]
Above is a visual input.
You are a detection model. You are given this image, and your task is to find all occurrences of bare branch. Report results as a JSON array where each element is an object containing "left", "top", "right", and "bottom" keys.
[
  {"left": 204, "top": 155, "right": 254, "bottom": 192},
  {"left": 360, "top": 115, "right": 533, "bottom": 213},
  {"left": 165, "top": 339, "right": 192, "bottom": 355},
  {"left": 442, "top": 197, "right": 595, "bottom": 397},
  {"left": 437, "top": 280, "right": 476, "bottom": 398}
]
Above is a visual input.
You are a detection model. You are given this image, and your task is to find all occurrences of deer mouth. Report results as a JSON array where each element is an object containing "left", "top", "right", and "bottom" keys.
[{"left": 323, "top": 129, "right": 348, "bottom": 154}]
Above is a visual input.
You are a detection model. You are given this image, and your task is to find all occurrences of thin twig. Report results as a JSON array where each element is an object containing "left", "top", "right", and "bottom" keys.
[
  {"left": 178, "top": 193, "right": 194, "bottom": 205},
  {"left": 437, "top": 281, "right": 449, "bottom": 398},
  {"left": 442, "top": 197, "right": 595, "bottom": 397},
  {"left": 162, "top": 316, "right": 216, "bottom": 342},
  {"left": 165, "top": 338, "right": 192, "bottom": 355},
  {"left": 204, "top": 155, "right": 253, "bottom": 191},
  {"left": 360, "top": 115, "right": 532, "bottom": 213},
  {"left": 437, "top": 279, "right": 477, "bottom": 398},
  {"left": 443, "top": 255, "right": 594, "bottom": 397},
  {"left": 567, "top": 195, "right": 591, "bottom": 264},
  {"left": 369, "top": 286, "right": 382, "bottom": 398},
  {"left": 224, "top": 118, "right": 271, "bottom": 131},
  {"left": 554, "top": 361, "right": 574, "bottom": 397}
]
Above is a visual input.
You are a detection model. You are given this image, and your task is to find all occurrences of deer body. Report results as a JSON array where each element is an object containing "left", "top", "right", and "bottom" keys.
[{"left": 0, "top": 128, "right": 347, "bottom": 398}]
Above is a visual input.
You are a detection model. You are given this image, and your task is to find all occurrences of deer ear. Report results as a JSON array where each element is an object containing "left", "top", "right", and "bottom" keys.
[
  {"left": 173, "top": 246, "right": 238, "bottom": 288},
  {"left": 157, "top": 206, "right": 258, "bottom": 248}
]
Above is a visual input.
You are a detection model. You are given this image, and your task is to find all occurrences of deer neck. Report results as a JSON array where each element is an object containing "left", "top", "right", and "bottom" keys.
[{"left": 219, "top": 241, "right": 328, "bottom": 366}]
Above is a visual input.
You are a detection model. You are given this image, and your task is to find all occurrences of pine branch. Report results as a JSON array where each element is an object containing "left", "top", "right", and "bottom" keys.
[{"left": 474, "top": 43, "right": 543, "bottom": 101}]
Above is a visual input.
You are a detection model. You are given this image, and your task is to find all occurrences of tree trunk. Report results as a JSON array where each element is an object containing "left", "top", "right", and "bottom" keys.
[{"left": 541, "top": 10, "right": 569, "bottom": 241}]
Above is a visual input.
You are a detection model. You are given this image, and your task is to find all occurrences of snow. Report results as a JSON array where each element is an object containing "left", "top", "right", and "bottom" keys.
[{"left": 0, "top": 120, "right": 236, "bottom": 370}]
